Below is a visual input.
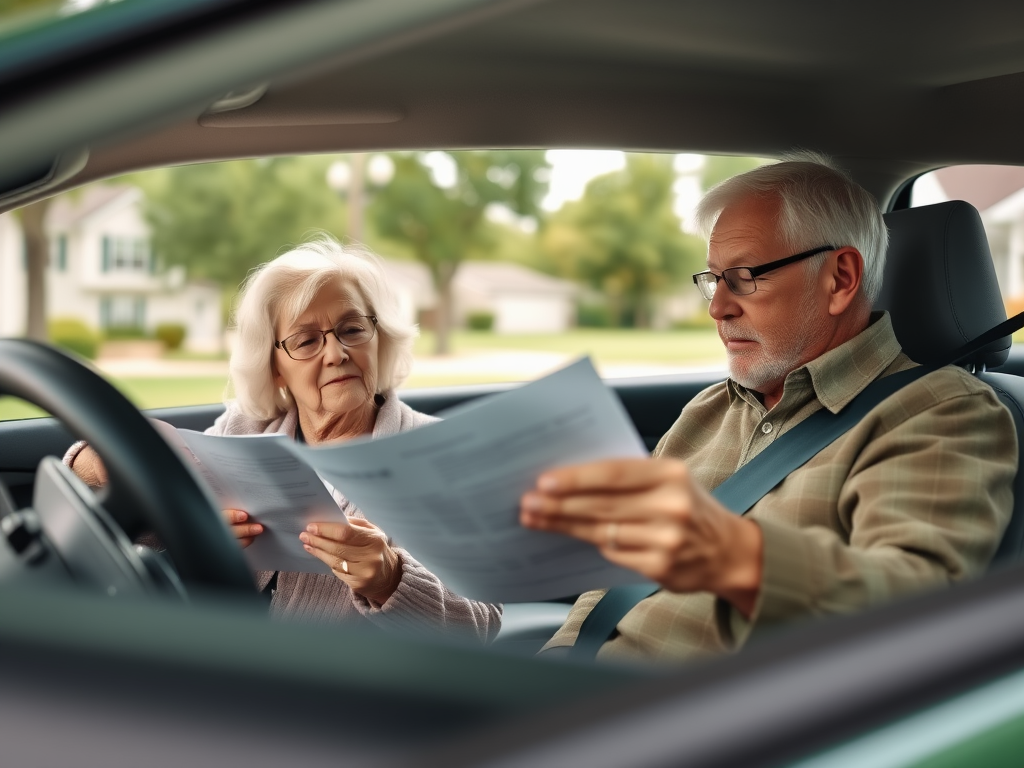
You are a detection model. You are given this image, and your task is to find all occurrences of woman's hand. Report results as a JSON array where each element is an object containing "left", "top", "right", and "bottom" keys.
[
  {"left": 70, "top": 445, "right": 108, "bottom": 488},
  {"left": 70, "top": 419, "right": 193, "bottom": 489},
  {"left": 222, "top": 508, "right": 263, "bottom": 548},
  {"left": 300, "top": 518, "right": 402, "bottom": 604}
]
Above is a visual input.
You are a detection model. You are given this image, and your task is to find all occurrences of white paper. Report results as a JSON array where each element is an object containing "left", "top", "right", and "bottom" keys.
[
  {"left": 170, "top": 429, "right": 347, "bottom": 575},
  {"left": 286, "top": 358, "right": 654, "bottom": 602}
]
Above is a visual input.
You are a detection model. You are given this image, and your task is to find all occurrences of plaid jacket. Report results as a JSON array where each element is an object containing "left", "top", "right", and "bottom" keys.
[{"left": 543, "top": 313, "right": 1017, "bottom": 663}]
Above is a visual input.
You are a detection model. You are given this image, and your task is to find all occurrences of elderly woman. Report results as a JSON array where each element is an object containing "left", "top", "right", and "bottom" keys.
[{"left": 67, "top": 237, "right": 500, "bottom": 642}]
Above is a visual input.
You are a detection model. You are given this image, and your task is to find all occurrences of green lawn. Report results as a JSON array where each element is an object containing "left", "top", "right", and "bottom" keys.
[
  {"left": 413, "top": 328, "right": 724, "bottom": 363},
  {"left": 0, "top": 329, "right": 724, "bottom": 421},
  {"left": 0, "top": 377, "right": 231, "bottom": 421}
]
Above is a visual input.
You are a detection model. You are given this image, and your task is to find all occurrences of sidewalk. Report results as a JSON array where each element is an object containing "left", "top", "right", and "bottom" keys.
[
  {"left": 94, "top": 358, "right": 231, "bottom": 378},
  {"left": 94, "top": 351, "right": 724, "bottom": 382}
]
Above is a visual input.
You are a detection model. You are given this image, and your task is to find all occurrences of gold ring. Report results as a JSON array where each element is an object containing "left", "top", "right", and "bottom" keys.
[
  {"left": 341, "top": 559, "right": 349, "bottom": 574},
  {"left": 607, "top": 522, "right": 618, "bottom": 550}
]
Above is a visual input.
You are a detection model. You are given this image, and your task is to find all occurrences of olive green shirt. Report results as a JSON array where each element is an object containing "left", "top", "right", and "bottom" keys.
[{"left": 542, "top": 313, "right": 1017, "bottom": 663}]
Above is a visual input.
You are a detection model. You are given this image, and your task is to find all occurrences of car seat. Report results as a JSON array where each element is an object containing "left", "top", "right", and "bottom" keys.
[{"left": 878, "top": 200, "right": 1024, "bottom": 565}]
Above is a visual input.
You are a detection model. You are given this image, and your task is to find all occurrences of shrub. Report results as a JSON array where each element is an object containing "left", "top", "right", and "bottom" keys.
[
  {"left": 155, "top": 322, "right": 187, "bottom": 350},
  {"left": 671, "top": 311, "right": 716, "bottom": 330},
  {"left": 577, "top": 302, "right": 613, "bottom": 328},
  {"left": 466, "top": 311, "right": 494, "bottom": 331},
  {"left": 48, "top": 317, "right": 100, "bottom": 359},
  {"left": 103, "top": 326, "right": 150, "bottom": 340}
]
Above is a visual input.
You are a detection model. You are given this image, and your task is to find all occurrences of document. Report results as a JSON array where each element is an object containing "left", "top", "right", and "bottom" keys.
[
  {"left": 154, "top": 423, "right": 346, "bottom": 575},
  {"left": 287, "top": 358, "right": 654, "bottom": 602}
]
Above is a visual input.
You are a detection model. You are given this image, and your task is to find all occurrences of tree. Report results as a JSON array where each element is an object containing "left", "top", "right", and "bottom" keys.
[
  {"left": 369, "top": 150, "right": 549, "bottom": 355},
  {"left": 15, "top": 199, "right": 51, "bottom": 341},
  {"left": 138, "top": 156, "right": 347, "bottom": 293},
  {"left": 542, "top": 154, "right": 705, "bottom": 327}
]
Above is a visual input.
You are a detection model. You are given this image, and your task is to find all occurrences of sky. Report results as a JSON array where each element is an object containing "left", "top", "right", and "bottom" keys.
[{"left": 541, "top": 150, "right": 626, "bottom": 211}]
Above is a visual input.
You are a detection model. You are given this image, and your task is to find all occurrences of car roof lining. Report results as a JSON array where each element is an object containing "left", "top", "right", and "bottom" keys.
[{"left": 4, "top": 0, "right": 1024, "bottom": 213}]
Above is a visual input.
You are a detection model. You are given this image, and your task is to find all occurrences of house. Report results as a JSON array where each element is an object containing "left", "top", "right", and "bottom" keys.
[
  {"left": 0, "top": 185, "right": 223, "bottom": 352},
  {"left": 452, "top": 261, "right": 577, "bottom": 333},
  {"left": 379, "top": 259, "right": 578, "bottom": 334}
]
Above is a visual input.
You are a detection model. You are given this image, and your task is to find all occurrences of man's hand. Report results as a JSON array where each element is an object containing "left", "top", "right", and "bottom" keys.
[
  {"left": 299, "top": 518, "right": 402, "bottom": 605},
  {"left": 520, "top": 458, "right": 764, "bottom": 617}
]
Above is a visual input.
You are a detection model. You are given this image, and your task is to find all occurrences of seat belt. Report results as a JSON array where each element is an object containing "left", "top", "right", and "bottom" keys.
[{"left": 568, "top": 365, "right": 935, "bottom": 661}]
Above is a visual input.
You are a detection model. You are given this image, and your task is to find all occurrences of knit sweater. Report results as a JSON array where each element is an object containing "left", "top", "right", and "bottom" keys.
[{"left": 65, "top": 393, "right": 502, "bottom": 643}]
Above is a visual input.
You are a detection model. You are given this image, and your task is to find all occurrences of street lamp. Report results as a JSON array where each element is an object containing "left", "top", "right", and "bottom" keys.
[{"left": 327, "top": 154, "right": 394, "bottom": 243}]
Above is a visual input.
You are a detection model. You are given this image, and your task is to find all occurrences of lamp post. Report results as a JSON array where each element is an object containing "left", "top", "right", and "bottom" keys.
[{"left": 327, "top": 154, "right": 394, "bottom": 243}]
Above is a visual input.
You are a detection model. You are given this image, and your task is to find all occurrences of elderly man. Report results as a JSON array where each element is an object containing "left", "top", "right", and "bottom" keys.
[{"left": 522, "top": 154, "right": 1017, "bottom": 663}]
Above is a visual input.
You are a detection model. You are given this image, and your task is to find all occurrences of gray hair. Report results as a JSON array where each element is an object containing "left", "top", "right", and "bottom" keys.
[
  {"left": 693, "top": 150, "right": 888, "bottom": 303},
  {"left": 228, "top": 235, "right": 417, "bottom": 421}
]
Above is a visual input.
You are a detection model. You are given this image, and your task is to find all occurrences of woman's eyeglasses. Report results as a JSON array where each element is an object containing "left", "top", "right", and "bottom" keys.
[
  {"left": 692, "top": 245, "right": 837, "bottom": 301},
  {"left": 274, "top": 315, "right": 378, "bottom": 361}
]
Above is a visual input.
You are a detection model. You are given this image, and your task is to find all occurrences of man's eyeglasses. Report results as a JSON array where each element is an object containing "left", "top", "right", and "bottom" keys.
[
  {"left": 692, "top": 245, "right": 837, "bottom": 301},
  {"left": 274, "top": 315, "right": 378, "bottom": 361}
]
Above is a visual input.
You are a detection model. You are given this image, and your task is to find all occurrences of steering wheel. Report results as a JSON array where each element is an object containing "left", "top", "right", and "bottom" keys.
[{"left": 0, "top": 338, "right": 256, "bottom": 595}]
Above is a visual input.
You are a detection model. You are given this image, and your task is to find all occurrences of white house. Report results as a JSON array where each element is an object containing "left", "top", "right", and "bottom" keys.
[
  {"left": 453, "top": 261, "right": 577, "bottom": 333},
  {"left": 0, "top": 185, "right": 223, "bottom": 352}
]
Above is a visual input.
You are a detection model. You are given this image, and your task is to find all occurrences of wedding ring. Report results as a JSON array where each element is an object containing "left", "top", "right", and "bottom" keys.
[
  {"left": 607, "top": 522, "right": 618, "bottom": 550},
  {"left": 341, "top": 559, "right": 349, "bottom": 574}
]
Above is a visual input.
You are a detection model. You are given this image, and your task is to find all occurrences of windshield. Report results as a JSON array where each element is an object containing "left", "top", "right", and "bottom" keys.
[{"left": 0, "top": 150, "right": 771, "bottom": 420}]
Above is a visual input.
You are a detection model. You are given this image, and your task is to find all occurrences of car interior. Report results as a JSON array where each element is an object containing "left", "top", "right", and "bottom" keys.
[{"left": 4, "top": 0, "right": 1024, "bottom": 766}]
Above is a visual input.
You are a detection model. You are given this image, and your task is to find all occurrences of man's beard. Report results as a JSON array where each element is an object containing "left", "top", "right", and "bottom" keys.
[
  {"left": 723, "top": 326, "right": 803, "bottom": 393},
  {"left": 721, "top": 307, "right": 831, "bottom": 396}
]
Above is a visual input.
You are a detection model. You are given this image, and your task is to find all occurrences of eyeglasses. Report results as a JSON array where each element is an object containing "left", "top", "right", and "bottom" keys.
[
  {"left": 692, "top": 245, "right": 837, "bottom": 301},
  {"left": 274, "top": 315, "right": 378, "bottom": 361}
]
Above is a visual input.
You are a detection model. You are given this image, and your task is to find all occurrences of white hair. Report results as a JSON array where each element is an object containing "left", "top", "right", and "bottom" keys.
[
  {"left": 694, "top": 150, "right": 888, "bottom": 303},
  {"left": 228, "top": 235, "right": 417, "bottom": 421}
]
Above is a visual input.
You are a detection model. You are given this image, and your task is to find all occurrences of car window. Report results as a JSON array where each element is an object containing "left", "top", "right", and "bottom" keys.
[
  {"left": 909, "top": 165, "right": 1024, "bottom": 341},
  {"left": 0, "top": 150, "right": 771, "bottom": 421}
]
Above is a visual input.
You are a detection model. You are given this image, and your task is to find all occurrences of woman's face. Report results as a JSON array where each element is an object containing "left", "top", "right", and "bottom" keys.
[{"left": 272, "top": 279, "right": 380, "bottom": 427}]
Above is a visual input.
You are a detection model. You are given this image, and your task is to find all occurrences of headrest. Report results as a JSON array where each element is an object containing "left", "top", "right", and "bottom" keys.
[{"left": 877, "top": 200, "right": 1009, "bottom": 369}]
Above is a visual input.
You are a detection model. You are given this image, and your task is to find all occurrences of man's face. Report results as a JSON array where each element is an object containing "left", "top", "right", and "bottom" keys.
[{"left": 706, "top": 194, "right": 833, "bottom": 398}]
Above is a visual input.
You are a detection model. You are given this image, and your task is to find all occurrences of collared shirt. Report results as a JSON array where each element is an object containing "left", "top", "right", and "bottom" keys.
[{"left": 542, "top": 313, "right": 1017, "bottom": 663}]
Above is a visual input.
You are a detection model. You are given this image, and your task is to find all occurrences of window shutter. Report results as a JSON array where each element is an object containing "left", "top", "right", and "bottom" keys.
[
  {"left": 57, "top": 235, "right": 67, "bottom": 272},
  {"left": 101, "top": 236, "right": 111, "bottom": 272}
]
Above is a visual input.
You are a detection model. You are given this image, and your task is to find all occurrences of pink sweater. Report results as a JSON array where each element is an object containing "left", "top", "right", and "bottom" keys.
[{"left": 66, "top": 393, "right": 502, "bottom": 643}]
